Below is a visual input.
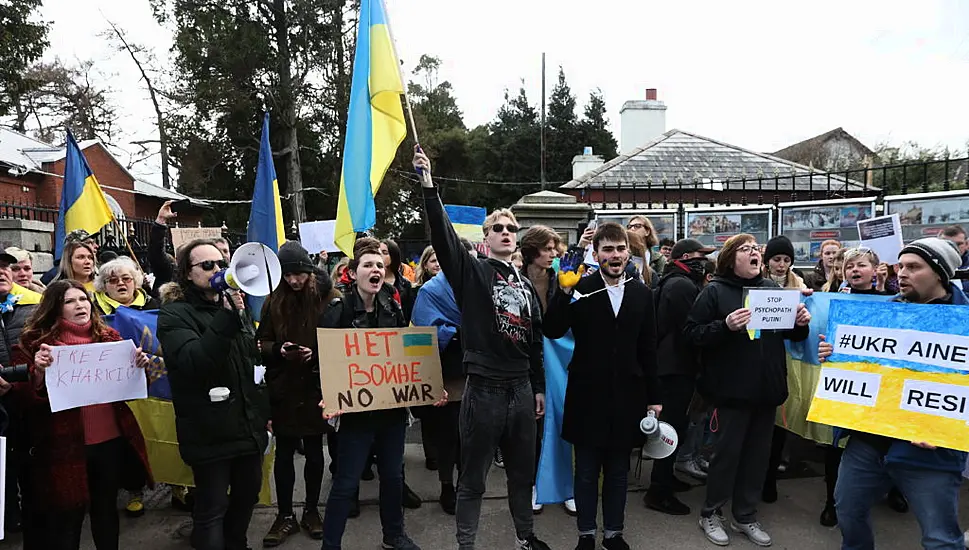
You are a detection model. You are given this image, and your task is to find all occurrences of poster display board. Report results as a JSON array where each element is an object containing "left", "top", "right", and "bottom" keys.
[
  {"left": 685, "top": 206, "right": 772, "bottom": 250},
  {"left": 884, "top": 191, "right": 969, "bottom": 244},
  {"left": 593, "top": 210, "right": 678, "bottom": 243},
  {"left": 778, "top": 198, "right": 876, "bottom": 267}
]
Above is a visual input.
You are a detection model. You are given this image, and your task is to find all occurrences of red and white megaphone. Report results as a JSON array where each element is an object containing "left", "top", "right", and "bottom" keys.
[{"left": 639, "top": 410, "right": 679, "bottom": 459}]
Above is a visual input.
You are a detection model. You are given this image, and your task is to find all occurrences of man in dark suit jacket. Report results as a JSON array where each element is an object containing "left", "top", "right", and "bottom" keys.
[{"left": 544, "top": 222, "right": 661, "bottom": 550}]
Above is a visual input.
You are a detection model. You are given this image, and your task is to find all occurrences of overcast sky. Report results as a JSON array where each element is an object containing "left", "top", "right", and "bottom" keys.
[{"left": 38, "top": 0, "right": 969, "bottom": 186}]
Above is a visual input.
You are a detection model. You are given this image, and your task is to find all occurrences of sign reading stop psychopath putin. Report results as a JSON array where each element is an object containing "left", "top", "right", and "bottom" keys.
[
  {"left": 807, "top": 299, "right": 969, "bottom": 451},
  {"left": 317, "top": 327, "right": 445, "bottom": 414}
]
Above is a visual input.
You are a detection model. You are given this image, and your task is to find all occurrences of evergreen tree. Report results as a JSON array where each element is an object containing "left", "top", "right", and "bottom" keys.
[{"left": 578, "top": 88, "right": 618, "bottom": 162}]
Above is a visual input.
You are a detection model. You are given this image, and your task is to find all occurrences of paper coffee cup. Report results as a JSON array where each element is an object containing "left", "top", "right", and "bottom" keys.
[{"left": 209, "top": 387, "right": 230, "bottom": 402}]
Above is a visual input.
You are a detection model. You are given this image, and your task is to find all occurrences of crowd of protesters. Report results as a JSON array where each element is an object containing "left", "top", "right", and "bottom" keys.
[{"left": 0, "top": 147, "right": 967, "bottom": 550}]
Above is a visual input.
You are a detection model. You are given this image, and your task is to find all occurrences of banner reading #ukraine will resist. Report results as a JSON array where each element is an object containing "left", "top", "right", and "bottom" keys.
[{"left": 807, "top": 300, "right": 969, "bottom": 452}]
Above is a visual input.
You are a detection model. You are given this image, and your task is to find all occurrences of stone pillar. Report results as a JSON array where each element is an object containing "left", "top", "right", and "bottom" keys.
[
  {"left": 510, "top": 191, "right": 592, "bottom": 245},
  {"left": 0, "top": 219, "right": 55, "bottom": 274}
]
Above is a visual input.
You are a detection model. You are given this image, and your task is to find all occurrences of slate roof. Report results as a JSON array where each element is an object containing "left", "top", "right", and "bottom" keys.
[
  {"left": 561, "top": 129, "right": 875, "bottom": 194},
  {"left": 771, "top": 127, "right": 876, "bottom": 167}
]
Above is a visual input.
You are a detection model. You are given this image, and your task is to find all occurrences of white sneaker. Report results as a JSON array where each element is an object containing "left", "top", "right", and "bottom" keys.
[
  {"left": 699, "top": 514, "right": 729, "bottom": 546},
  {"left": 531, "top": 486, "right": 544, "bottom": 514},
  {"left": 676, "top": 458, "right": 708, "bottom": 480},
  {"left": 731, "top": 521, "right": 772, "bottom": 547},
  {"left": 963, "top": 529, "right": 969, "bottom": 549},
  {"left": 563, "top": 498, "right": 577, "bottom": 516}
]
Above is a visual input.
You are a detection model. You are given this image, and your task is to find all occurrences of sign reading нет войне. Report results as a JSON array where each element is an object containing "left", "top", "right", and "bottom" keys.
[{"left": 317, "top": 327, "right": 445, "bottom": 414}]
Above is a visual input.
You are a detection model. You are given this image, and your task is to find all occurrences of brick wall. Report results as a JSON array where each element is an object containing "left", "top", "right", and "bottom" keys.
[{"left": 0, "top": 176, "right": 39, "bottom": 204}]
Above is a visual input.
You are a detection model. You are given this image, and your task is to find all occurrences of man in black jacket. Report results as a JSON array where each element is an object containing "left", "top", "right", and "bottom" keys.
[
  {"left": 645, "top": 238, "right": 714, "bottom": 516},
  {"left": 415, "top": 148, "right": 550, "bottom": 550}
]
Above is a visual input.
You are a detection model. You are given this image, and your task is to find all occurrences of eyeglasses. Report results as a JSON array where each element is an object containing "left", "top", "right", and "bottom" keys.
[
  {"left": 490, "top": 223, "right": 519, "bottom": 234},
  {"left": 192, "top": 259, "right": 228, "bottom": 272},
  {"left": 627, "top": 223, "right": 645, "bottom": 230},
  {"left": 843, "top": 246, "right": 873, "bottom": 259},
  {"left": 106, "top": 275, "right": 134, "bottom": 285},
  {"left": 737, "top": 244, "right": 761, "bottom": 254}
]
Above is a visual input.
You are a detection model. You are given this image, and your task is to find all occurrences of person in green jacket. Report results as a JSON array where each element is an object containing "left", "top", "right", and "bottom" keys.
[{"left": 157, "top": 238, "right": 270, "bottom": 550}]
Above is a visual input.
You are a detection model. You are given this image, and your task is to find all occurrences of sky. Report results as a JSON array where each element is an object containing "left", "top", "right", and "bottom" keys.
[{"left": 36, "top": 0, "right": 969, "bottom": 187}]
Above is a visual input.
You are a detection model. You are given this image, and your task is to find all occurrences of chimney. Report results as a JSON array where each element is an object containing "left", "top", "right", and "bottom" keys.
[
  {"left": 572, "top": 146, "right": 604, "bottom": 180},
  {"left": 620, "top": 88, "right": 667, "bottom": 154}
]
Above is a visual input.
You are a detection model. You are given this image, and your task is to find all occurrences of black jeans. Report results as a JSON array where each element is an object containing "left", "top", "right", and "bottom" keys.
[
  {"left": 191, "top": 453, "right": 263, "bottom": 550},
  {"left": 47, "top": 437, "right": 125, "bottom": 550},
  {"left": 649, "top": 374, "right": 696, "bottom": 494},
  {"left": 701, "top": 407, "right": 774, "bottom": 524},
  {"left": 575, "top": 445, "right": 630, "bottom": 537},
  {"left": 456, "top": 376, "right": 536, "bottom": 550},
  {"left": 274, "top": 434, "right": 325, "bottom": 516},
  {"left": 422, "top": 401, "right": 462, "bottom": 484}
]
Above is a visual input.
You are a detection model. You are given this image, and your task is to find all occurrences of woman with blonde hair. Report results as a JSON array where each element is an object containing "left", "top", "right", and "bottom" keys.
[
  {"left": 626, "top": 215, "right": 666, "bottom": 275},
  {"left": 626, "top": 231, "right": 655, "bottom": 287},
  {"left": 92, "top": 257, "right": 159, "bottom": 315},
  {"left": 54, "top": 241, "right": 97, "bottom": 291},
  {"left": 415, "top": 246, "right": 441, "bottom": 286}
]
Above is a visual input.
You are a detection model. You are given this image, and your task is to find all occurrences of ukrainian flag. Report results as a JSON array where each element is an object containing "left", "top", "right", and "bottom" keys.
[
  {"left": 402, "top": 332, "right": 434, "bottom": 357},
  {"left": 55, "top": 131, "right": 115, "bottom": 259},
  {"left": 445, "top": 205, "right": 487, "bottom": 243},
  {"left": 334, "top": 0, "right": 406, "bottom": 257},
  {"left": 247, "top": 112, "right": 286, "bottom": 321}
]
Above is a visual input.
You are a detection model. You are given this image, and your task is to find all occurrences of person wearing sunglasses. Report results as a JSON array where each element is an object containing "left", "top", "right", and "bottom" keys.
[
  {"left": 685, "top": 233, "right": 811, "bottom": 548},
  {"left": 415, "top": 147, "right": 551, "bottom": 550},
  {"left": 157, "top": 238, "right": 269, "bottom": 550}
]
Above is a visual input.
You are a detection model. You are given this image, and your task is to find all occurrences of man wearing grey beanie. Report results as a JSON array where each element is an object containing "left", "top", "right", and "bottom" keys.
[{"left": 818, "top": 237, "right": 968, "bottom": 549}]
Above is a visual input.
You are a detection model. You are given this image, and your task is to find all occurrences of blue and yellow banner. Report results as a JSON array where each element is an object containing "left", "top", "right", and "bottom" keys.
[
  {"left": 536, "top": 334, "right": 575, "bottom": 505},
  {"left": 444, "top": 205, "right": 487, "bottom": 243},
  {"left": 806, "top": 299, "right": 969, "bottom": 452},
  {"left": 55, "top": 131, "right": 115, "bottom": 259}
]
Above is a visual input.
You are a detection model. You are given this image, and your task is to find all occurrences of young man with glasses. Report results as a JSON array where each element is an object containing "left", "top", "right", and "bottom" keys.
[
  {"left": 157, "top": 238, "right": 269, "bottom": 550},
  {"left": 414, "top": 148, "right": 550, "bottom": 550}
]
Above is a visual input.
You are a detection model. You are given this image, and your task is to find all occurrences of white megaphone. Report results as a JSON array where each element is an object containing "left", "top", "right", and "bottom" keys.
[
  {"left": 639, "top": 410, "right": 679, "bottom": 460},
  {"left": 209, "top": 242, "right": 282, "bottom": 297}
]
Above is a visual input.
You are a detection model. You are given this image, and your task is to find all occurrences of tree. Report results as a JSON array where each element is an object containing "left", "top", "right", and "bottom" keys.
[
  {"left": 544, "top": 67, "right": 582, "bottom": 183},
  {"left": 578, "top": 88, "right": 618, "bottom": 162},
  {"left": 0, "top": 0, "right": 49, "bottom": 121}
]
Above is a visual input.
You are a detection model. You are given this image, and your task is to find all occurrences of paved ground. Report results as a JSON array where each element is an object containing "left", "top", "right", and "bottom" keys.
[{"left": 4, "top": 440, "right": 968, "bottom": 549}]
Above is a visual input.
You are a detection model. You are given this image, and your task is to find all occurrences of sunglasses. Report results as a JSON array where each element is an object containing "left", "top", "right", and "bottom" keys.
[
  {"left": 192, "top": 259, "right": 228, "bottom": 272},
  {"left": 490, "top": 223, "right": 519, "bottom": 234},
  {"left": 107, "top": 275, "right": 134, "bottom": 285}
]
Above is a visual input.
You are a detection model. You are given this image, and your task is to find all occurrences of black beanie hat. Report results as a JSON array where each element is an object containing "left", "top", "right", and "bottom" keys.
[
  {"left": 277, "top": 241, "right": 314, "bottom": 274},
  {"left": 765, "top": 235, "right": 795, "bottom": 262}
]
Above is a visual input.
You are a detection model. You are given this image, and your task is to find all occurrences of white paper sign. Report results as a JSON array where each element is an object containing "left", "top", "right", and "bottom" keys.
[
  {"left": 899, "top": 379, "right": 969, "bottom": 422},
  {"left": 299, "top": 220, "right": 339, "bottom": 254},
  {"left": 857, "top": 214, "right": 903, "bottom": 265},
  {"left": 815, "top": 367, "right": 881, "bottom": 407},
  {"left": 44, "top": 340, "right": 147, "bottom": 413},
  {"left": 745, "top": 288, "right": 800, "bottom": 330}
]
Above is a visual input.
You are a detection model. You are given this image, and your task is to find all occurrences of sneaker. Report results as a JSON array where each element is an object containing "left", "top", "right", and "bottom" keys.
[
  {"left": 402, "top": 482, "right": 422, "bottom": 509},
  {"left": 699, "top": 514, "right": 729, "bottom": 546},
  {"left": 575, "top": 534, "right": 596, "bottom": 550},
  {"left": 262, "top": 514, "right": 299, "bottom": 547},
  {"left": 382, "top": 533, "right": 421, "bottom": 550},
  {"left": 300, "top": 507, "right": 324, "bottom": 540},
  {"left": 645, "top": 491, "right": 690, "bottom": 515},
  {"left": 730, "top": 521, "right": 772, "bottom": 547},
  {"left": 517, "top": 535, "right": 552, "bottom": 550},
  {"left": 125, "top": 495, "right": 145, "bottom": 518},
  {"left": 563, "top": 498, "right": 577, "bottom": 516},
  {"left": 602, "top": 534, "right": 630, "bottom": 550},
  {"left": 494, "top": 448, "right": 505, "bottom": 468},
  {"left": 440, "top": 483, "right": 456, "bottom": 515},
  {"left": 819, "top": 502, "right": 837, "bottom": 527},
  {"left": 697, "top": 456, "right": 710, "bottom": 471},
  {"left": 675, "top": 458, "right": 708, "bottom": 480},
  {"left": 531, "top": 486, "right": 544, "bottom": 514}
]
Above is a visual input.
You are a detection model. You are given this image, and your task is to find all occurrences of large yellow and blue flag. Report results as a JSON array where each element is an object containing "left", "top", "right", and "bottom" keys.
[
  {"left": 55, "top": 131, "right": 115, "bottom": 259},
  {"left": 247, "top": 112, "right": 286, "bottom": 321},
  {"left": 334, "top": 0, "right": 407, "bottom": 257}
]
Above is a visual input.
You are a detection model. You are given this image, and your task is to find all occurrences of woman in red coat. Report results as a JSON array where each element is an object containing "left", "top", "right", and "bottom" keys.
[{"left": 13, "top": 279, "right": 153, "bottom": 550}]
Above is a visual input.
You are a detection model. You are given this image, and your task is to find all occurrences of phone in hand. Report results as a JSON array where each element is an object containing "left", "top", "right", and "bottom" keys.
[
  {"left": 587, "top": 219, "right": 598, "bottom": 231},
  {"left": 284, "top": 344, "right": 300, "bottom": 352},
  {"left": 169, "top": 199, "right": 191, "bottom": 213}
]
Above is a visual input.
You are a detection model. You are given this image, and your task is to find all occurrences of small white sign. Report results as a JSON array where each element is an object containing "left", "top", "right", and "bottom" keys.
[
  {"left": 899, "top": 380, "right": 969, "bottom": 422},
  {"left": 299, "top": 220, "right": 339, "bottom": 254},
  {"left": 45, "top": 340, "right": 146, "bottom": 413},
  {"left": 170, "top": 227, "right": 223, "bottom": 252},
  {"left": 746, "top": 288, "right": 800, "bottom": 330},
  {"left": 815, "top": 367, "right": 881, "bottom": 407},
  {"left": 857, "top": 214, "right": 903, "bottom": 265},
  {"left": 833, "top": 324, "right": 969, "bottom": 372}
]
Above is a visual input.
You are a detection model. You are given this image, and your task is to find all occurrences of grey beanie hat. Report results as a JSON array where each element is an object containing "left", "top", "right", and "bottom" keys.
[{"left": 899, "top": 237, "right": 961, "bottom": 286}]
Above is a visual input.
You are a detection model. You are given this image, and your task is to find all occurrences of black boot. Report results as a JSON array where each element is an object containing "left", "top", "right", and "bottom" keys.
[
  {"left": 644, "top": 489, "right": 690, "bottom": 515},
  {"left": 348, "top": 489, "right": 360, "bottom": 518},
  {"left": 762, "top": 476, "right": 778, "bottom": 503},
  {"left": 820, "top": 501, "right": 837, "bottom": 527},
  {"left": 440, "top": 483, "right": 456, "bottom": 515},
  {"left": 402, "top": 481, "right": 422, "bottom": 509}
]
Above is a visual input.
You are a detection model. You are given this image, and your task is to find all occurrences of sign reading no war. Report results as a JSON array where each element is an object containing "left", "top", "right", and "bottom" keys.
[
  {"left": 45, "top": 340, "right": 147, "bottom": 413},
  {"left": 807, "top": 299, "right": 969, "bottom": 451},
  {"left": 317, "top": 327, "right": 445, "bottom": 414}
]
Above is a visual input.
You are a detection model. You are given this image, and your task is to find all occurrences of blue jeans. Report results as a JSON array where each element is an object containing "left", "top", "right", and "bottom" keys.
[
  {"left": 835, "top": 438, "right": 963, "bottom": 550},
  {"left": 322, "top": 411, "right": 407, "bottom": 550},
  {"left": 574, "top": 445, "right": 629, "bottom": 537}
]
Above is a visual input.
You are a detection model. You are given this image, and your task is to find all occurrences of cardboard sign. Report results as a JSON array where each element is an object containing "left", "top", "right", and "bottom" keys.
[
  {"left": 45, "top": 340, "right": 147, "bottom": 413},
  {"left": 857, "top": 214, "right": 903, "bottom": 265},
  {"left": 317, "top": 327, "right": 445, "bottom": 414},
  {"left": 170, "top": 227, "right": 223, "bottom": 252},
  {"left": 298, "top": 220, "right": 339, "bottom": 254},
  {"left": 807, "top": 300, "right": 969, "bottom": 451},
  {"left": 745, "top": 288, "right": 800, "bottom": 330}
]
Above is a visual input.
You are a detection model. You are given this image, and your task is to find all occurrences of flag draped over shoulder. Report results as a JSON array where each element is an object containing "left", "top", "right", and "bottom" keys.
[
  {"left": 536, "top": 334, "right": 575, "bottom": 504},
  {"left": 334, "top": 0, "right": 406, "bottom": 257},
  {"left": 246, "top": 112, "right": 286, "bottom": 321},
  {"left": 106, "top": 307, "right": 275, "bottom": 505},
  {"left": 410, "top": 274, "right": 460, "bottom": 350},
  {"left": 55, "top": 131, "right": 115, "bottom": 259},
  {"left": 780, "top": 292, "right": 893, "bottom": 444}
]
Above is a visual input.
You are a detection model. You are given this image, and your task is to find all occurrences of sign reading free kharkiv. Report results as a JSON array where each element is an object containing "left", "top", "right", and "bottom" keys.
[
  {"left": 317, "top": 327, "right": 445, "bottom": 414},
  {"left": 807, "top": 299, "right": 969, "bottom": 451}
]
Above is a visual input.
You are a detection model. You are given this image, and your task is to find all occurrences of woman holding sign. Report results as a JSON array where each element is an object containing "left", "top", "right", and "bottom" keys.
[{"left": 12, "top": 279, "right": 152, "bottom": 550}]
